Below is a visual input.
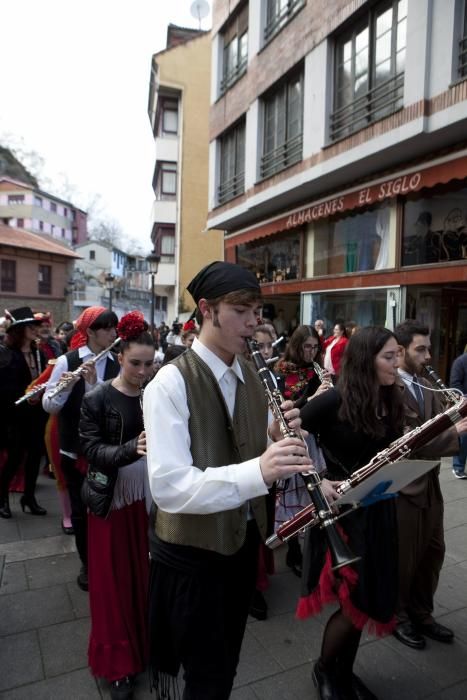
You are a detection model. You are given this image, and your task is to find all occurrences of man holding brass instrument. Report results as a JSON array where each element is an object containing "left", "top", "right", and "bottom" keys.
[
  {"left": 144, "top": 261, "right": 324, "bottom": 700},
  {"left": 393, "top": 320, "right": 467, "bottom": 650},
  {"left": 42, "top": 306, "right": 119, "bottom": 591}
]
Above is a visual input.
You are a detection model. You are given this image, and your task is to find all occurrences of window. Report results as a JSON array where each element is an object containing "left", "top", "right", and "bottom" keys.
[
  {"left": 64, "top": 207, "right": 68, "bottom": 217},
  {"left": 89, "top": 250, "right": 95, "bottom": 260},
  {"left": 162, "top": 296, "right": 168, "bottom": 313},
  {"left": 39, "top": 220, "right": 44, "bottom": 231},
  {"left": 460, "top": 1, "right": 467, "bottom": 78},
  {"left": 38, "top": 265, "right": 52, "bottom": 294},
  {"left": 153, "top": 224, "right": 175, "bottom": 263},
  {"left": 331, "top": 0, "right": 407, "bottom": 141},
  {"left": 61, "top": 228, "right": 66, "bottom": 238},
  {"left": 264, "top": 0, "right": 305, "bottom": 43},
  {"left": 153, "top": 162, "right": 177, "bottom": 198},
  {"left": 8, "top": 194, "right": 24, "bottom": 205},
  {"left": 16, "top": 218, "right": 24, "bottom": 228},
  {"left": 261, "top": 69, "right": 303, "bottom": 179},
  {"left": 50, "top": 202, "right": 57, "bottom": 213},
  {"left": 221, "top": 4, "right": 248, "bottom": 94},
  {"left": 1, "top": 259, "right": 16, "bottom": 292},
  {"left": 160, "top": 98, "right": 179, "bottom": 135},
  {"left": 237, "top": 230, "right": 302, "bottom": 282},
  {"left": 34, "top": 195, "right": 43, "bottom": 207},
  {"left": 218, "top": 120, "right": 245, "bottom": 204}
]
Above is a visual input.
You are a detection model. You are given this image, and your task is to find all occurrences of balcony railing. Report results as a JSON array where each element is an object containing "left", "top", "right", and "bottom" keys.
[
  {"left": 260, "top": 132, "right": 303, "bottom": 180},
  {"left": 220, "top": 56, "right": 247, "bottom": 95},
  {"left": 264, "top": 0, "right": 305, "bottom": 43},
  {"left": 218, "top": 171, "right": 245, "bottom": 205},
  {"left": 459, "top": 35, "right": 467, "bottom": 78},
  {"left": 330, "top": 72, "right": 404, "bottom": 142}
]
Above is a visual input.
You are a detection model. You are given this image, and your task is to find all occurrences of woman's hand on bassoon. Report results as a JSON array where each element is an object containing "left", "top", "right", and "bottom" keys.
[
  {"left": 320, "top": 478, "right": 341, "bottom": 505},
  {"left": 259, "top": 436, "right": 312, "bottom": 488}
]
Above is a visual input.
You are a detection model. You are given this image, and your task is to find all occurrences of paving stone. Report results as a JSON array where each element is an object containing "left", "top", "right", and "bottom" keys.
[
  {"left": 433, "top": 562, "right": 467, "bottom": 613},
  {"left": 261, "top": 570, "right": 302, "bottom": 617},
  {"left": 0, "top": 630, "right": 43, "bottom": 691},
  {"left": 39, "top": 618, "right": 90, "bottom": 677},
  {"left": 0, "top": 584, "right": 74, "bottom": 636},
  {"left": 444, "top": 523, "right": 467, "bottom": 563},
  {"left": 239, "top": 662, "right": 315, "bottom": 699},
  {"left": 25, "top": 552, "right": 79, "bottom": 589},
  {"left": 0, "top": 533, "right": 76, "bottom": 564},
  {"left": 0, "top": 562, "right": 28, "bottom": 596},
  {"left": 231, "top": 686, "right": 259, "bottom": 699},
  {"left": 427, "top": 679, "right": 467, "bottom": 699},
  {"left": 0, "top": 518, "right": 21, "bottom": 544},
  {"left": 443, "top": 498, "right": 467, "bottom": 530},
  {"left": 0, "top": 668, "right": 101, "bottom": 699},
  {"left": 0, "top": 554, "right": 4, "bottom": 586},
  {"left": 234, "top": 626, "right": 282, "bottom": 687},
  {"left": 17, "top": 513, "right": 65, "bottom": 540},
  {"left": 249, "top": 610, "right": 322, "bottom": 669},
  {"left": 66, "top": 581, "right": 91, "bottom": 619}
]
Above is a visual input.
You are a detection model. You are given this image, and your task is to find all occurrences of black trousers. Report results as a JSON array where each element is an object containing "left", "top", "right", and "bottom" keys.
[
  {"left": 61, "top": 454, "right": 87, "bottom": 566},
  {"left": 148, "top": 521, "right": 260, "bottom": 700}
]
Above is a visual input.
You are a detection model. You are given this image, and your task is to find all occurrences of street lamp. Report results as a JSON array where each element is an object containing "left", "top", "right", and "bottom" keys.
[
  {"left": 146, "top": 251, "right": 160, "bottom": 333},
  {"left": 104, "top": 273, "right": 115, "bottom": 312}
]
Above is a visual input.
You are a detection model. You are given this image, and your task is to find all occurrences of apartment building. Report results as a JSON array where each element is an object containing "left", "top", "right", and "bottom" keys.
[
  {"left": 148, "top": 24, "right": 223, "bottom": 321},
  {"left": 208, "top": 0, "right": 467, "bottom": 376}
]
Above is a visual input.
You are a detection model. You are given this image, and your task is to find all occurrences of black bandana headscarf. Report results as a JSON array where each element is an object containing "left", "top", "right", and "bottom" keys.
[{"left": 186, "top": 261, "right": 260, "bottom": 305}]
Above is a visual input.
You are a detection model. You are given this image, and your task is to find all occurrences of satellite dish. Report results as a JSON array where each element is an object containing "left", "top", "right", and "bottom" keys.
[{"left": 190, "top": 0, "right": 210, "bottom": 29}]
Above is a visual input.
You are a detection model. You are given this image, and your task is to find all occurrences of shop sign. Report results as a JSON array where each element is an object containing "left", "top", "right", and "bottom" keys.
[{"left": 286, "top": 172, "right": 422, "bottom": 228}]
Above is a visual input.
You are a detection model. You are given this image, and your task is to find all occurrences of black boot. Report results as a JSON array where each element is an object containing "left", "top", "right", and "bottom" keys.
[
  {"left": 312, "top": 659, "right": 342, "bottom": 700},
  {"left": 20, "top": 495, "right": 47, "bottom": 515},
  {"left": 0, "top": 495, "right": 12, "bottom": 519}
]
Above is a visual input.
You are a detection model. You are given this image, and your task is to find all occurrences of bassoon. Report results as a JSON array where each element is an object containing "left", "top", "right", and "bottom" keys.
[{"left": 266, "top": 395, "right": 467, "bottom": 548}]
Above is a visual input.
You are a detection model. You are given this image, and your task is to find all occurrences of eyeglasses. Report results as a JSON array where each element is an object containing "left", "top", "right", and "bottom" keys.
[{"left": 303, "top": 344, "right": 319, "bottom": 351}]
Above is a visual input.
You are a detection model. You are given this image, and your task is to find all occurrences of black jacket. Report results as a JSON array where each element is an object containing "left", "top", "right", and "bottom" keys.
[{"left": 79, "top": 381, "right": 140, "bottom": 476}]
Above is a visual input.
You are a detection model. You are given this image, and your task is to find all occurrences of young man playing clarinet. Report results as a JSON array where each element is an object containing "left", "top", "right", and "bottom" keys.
[
  {"left": 42, "top": 306, "right": 119, "bottom": 591},
  {"left": 144, "top": 261, "right": 331, "bottom": 700}
]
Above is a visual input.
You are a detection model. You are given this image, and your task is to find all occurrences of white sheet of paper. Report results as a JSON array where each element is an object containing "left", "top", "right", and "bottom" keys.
[{"left": 336, "top": 460, "right": 439, "bottom": 506}]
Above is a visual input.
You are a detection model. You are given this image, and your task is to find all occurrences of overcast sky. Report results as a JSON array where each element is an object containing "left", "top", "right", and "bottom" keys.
[{"left": 0, "top": 0, "right": 212, "bottom": 251}]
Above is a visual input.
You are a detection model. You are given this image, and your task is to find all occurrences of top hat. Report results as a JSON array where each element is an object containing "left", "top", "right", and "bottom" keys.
[{"left": 5, "top": 307, "right": 42, "bottom": 330}]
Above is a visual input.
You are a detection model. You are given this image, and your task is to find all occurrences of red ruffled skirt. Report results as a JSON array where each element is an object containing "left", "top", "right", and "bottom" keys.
[{"left": 88, "top": 499, "right": 149, "bottom": 681}]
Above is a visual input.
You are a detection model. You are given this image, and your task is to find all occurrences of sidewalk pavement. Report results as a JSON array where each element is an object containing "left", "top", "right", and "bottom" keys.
[{"left": 1, "top": 459, "right": 467, "bottom": 699}]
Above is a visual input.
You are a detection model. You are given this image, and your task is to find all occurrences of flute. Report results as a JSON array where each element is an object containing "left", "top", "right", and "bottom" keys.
[
  {"left": 47, "top": 337, "right": 121, "bottom": 399},
  {"left": 15, "top": 382, "right": 48, "bottom": 406}
]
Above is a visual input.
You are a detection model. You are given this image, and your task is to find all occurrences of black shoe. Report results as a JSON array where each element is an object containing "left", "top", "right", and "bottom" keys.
[
  {"left": 0, "top": 497, "right": 12, "bottom": 519},
  {"left": 110, "top": 676, "right": 133, "bottom": 700},
  {"left": 416, "top": 620, "right": 454, "bottom": 643},
  {"left": 61, "top": 521, "right": 74, "bottom": 535},
  {"left": 249, "top": 590, "right": 268, "bottom": 621},
  {"left": 452, "top": 469, "right": 467, "bottom": 479},
  {"left": 350, "top": 674, "right": 378, "bottom": 700},
  {"left": 393, "top": 621, "right": 425, "bottom": 649},
  {"left": 312, "top": 659, "right": 342, "bottom": 700},
  {"left": 77, "top": 565, "right": 88, "bottom": 592},
  {"left": 20, "top": 496, "right": 47, "bottom": 515}
]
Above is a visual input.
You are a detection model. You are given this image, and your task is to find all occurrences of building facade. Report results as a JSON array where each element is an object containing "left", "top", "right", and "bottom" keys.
[
  {"left": 0, "top": 177, "right": 88, "bottom": 246},
  {"left": 148, "top": 24, "right": 224, "bottom": 321},
  {"left": 0, "top": 223, "right": 81, "bottom": 322},
  {"left": 208, "top": 0, "right": 467, "bottom": 377}
]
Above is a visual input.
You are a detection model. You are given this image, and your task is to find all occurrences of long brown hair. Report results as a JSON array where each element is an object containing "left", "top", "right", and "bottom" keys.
[{"left": 337, "top": 326, "right": 404, "bottom": 439}]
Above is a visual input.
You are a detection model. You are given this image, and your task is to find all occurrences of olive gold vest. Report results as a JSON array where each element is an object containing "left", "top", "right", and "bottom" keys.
[{"left": 155, "top": 349, "right": 269, "bottom": 555}]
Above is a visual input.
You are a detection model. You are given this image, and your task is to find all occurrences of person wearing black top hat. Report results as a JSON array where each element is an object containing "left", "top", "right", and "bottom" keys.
[
  {"left": 144, "top": 261, "right": 322, "bottom": 700},
  {"left": 0, "top": 307, "right": 48, "bottom": 518}
]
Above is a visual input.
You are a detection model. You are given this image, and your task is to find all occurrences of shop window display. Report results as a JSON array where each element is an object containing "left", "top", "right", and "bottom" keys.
[
  {"left": 402, "top": 187, "right": 467, "bottom": 266},
  {"left": 236, "top": 231, "right": 301, "bottom": 283}
]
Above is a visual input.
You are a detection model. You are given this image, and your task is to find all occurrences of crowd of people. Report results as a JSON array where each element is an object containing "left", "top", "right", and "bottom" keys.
[{"left": 1, "top": 261, "right": 467, "bottom": 700}]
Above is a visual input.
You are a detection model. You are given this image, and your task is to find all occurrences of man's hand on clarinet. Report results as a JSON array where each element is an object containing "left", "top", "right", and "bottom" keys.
[
  {"left": 259, "top": 436, "right": 312, "bottom": 488},
  {"left": 268, "top": 400, "right": 302, "bottom": 442}
]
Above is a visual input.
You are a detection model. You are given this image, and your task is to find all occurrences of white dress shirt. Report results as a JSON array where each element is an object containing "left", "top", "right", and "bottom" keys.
[
  {"left": 42, "top": 345, "right": 116, "bottom": 459},
  {"left": 143, "top": 337, "right": 269, "bottom": 514}
]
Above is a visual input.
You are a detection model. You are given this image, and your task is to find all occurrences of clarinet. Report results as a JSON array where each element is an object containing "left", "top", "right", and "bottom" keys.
[
  {"left": 246, "top": 338, "right": 360, "bottom": 571},
  {"left": 267, "top": 394, "right": 467, "bottom": 548},
  {"left": 423, "top": 365, "right": 462, "bottom": 407}
]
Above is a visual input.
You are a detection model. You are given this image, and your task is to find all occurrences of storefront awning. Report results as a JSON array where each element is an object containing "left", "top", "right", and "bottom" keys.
[{"left": 225, "top": 151, "right": 467, "bottom": 249}]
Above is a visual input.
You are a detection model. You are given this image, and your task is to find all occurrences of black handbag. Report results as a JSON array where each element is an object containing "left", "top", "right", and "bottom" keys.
[{"left": 81, "top": 469, "right": 117, "bottom": 519}]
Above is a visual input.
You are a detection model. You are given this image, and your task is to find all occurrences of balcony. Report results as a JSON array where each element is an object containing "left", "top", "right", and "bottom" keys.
[
  {"left": 150, "top": 199, "right": 177, "bottom": 225},
  {"left": 330, "top": 72, "right": 404, "bottom": 143},
  {"left": 220, "top": 56, "right": 247, "bottom": 95},
  {"left": 260, "top": 133, "right": 303, "bottom": 180},
  {"left": 218, "top": 171, "right": 245, "bottom": 205},
  {"left": 154, "top": 136, "right": 179, "bottom": 162}
]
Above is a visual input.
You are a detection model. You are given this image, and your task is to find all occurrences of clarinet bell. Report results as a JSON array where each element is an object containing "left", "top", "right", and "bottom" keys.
[{"left": 325, "top": 522, "right": 361, "bottom": 571}]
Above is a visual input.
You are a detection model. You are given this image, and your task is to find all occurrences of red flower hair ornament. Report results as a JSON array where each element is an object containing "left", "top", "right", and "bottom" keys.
[
  {"left": 117, "top": 311, "right": 148, "bottom": 342},
  {"left": 182, "top": 319, "right": 197, "bottom": 332}
]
